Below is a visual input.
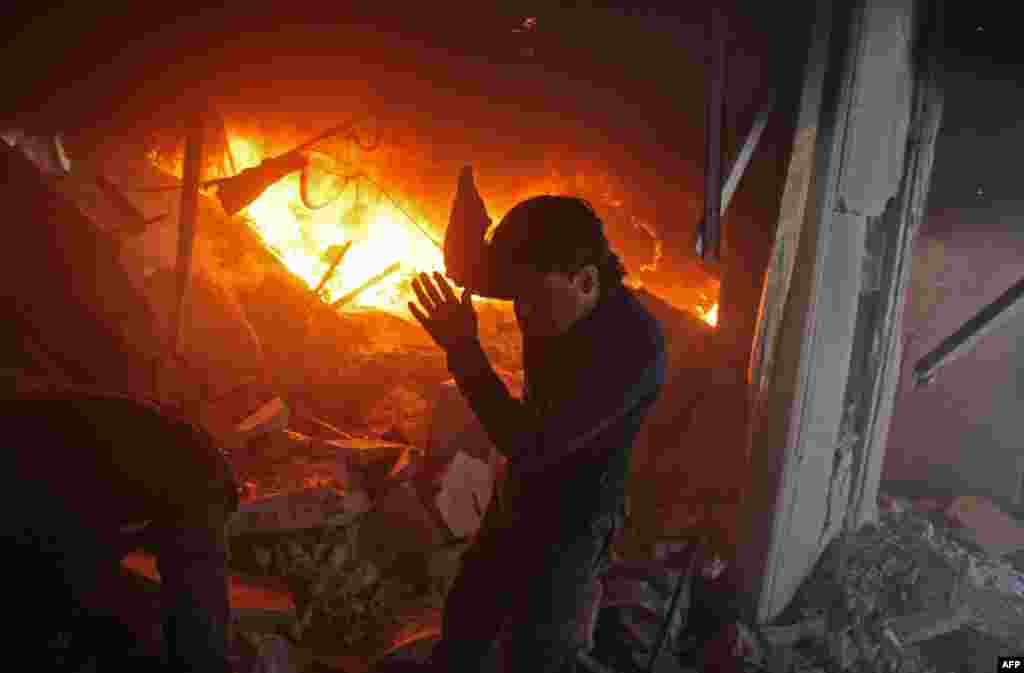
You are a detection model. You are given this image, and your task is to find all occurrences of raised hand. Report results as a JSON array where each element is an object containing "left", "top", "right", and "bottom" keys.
[{"left": 409, "top": 271, "right": 478, "bottom": 351}]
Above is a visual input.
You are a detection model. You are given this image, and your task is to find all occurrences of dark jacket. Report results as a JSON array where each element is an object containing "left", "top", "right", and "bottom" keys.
[{"left": 446, "top": 283, "right": 666, "bottom": 536}]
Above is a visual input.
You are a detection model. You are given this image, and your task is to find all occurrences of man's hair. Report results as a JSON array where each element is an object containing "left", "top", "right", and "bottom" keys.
[{"left": 489, "top": 195, "right": 627, "bottom": 291}]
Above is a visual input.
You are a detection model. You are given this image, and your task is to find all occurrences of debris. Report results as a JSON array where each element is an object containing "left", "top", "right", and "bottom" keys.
[
  {"left": 289, "top": 401, "right": 354, "bottom": 440},
  {"left": 884, "top": 603, "right": 973, "bottom": 646},
  {"left": 253, "top": 546, "right": 273, "bottom": 572},
  {"left": 312, "top": 241, "right": 352, "bottom": 298},
  {"left": 245, "top": 633, "right": 300, "bottom": 673},
  {"left": 365, "top": 385, "right": 431, "bottom": 448},
  {"left": 653, "top": 539, "right": 690, "bottom": 562},
  {"left": 424, "top": 450, "right": 494, "bottom": 539},
  {"left": 232, "top": 607, "right": 297, "bottom": 634},
  {"left": 331, "top": 261, "right": 401, "bottom": 309},
  {"left": 122, "top": 551, "right": 297, "bottom": 627},
  {"left": 236, "top": 397, "right": 290, "bottom": 442},
  {"left": 324, "top": 490, "right": 372, "bottom": 527},
  {"left": 325, "top": 438, "right": 416, "bottom": 495},
  {"left": 227, "top": 486, "right": 369, "bottom": 536},
  {"left": 699, "top": 622, "right": 765, "bottom": 673},
  {"left": 426, "top": 540, "right": 471, "bottom": 602},
  {"left": 246, "top": 429, "right": 313, "bottom": 462},
  {"left": 358, "top": 481, "right": 446, "bottom": 575},
  {"left": 327, "top": 437, "right": 411, "bottom": 473},
  {"left": 759, "top": 616, "right": 827, "bottom": 647},
  {"left": 946, "top": 496, "right": 1024, "bottom": 558},
  {"left": 878, "top": 492, "right": 911, "bottom": 515},
  {"left": 959, "top": 580, "right": 1024, "bottom": 642},
  {"left": 198, "top": 379, "right": 277, "bottom": 444}
]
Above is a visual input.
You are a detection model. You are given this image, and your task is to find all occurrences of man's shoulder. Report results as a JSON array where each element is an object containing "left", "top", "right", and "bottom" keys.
[{"left": 615, "top": 286, "right": 667, "bottom": 358}]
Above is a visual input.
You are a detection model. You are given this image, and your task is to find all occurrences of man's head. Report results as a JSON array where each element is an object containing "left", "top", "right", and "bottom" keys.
[{"left": 486, "top": 195, "right": 626, "bottom": 337}]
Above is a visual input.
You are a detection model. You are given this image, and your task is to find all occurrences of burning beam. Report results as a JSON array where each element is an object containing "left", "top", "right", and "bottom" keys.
[
  {"left": 913, "top": 271, "right": 1024, "bottom": 387},
  {"left": 313, "top": 241, "right": 353, "bottom": 297},
  {"left": 330, "top": 262, "right": 402, "bottom": 309}
]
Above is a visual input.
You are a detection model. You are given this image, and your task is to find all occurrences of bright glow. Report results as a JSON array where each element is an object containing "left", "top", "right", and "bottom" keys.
[
  {"left": 229, "top": 137, "right": 444, "bottom": 315},
  {"left": 697, "top": 302, "right": 719, "bottom": 327}
]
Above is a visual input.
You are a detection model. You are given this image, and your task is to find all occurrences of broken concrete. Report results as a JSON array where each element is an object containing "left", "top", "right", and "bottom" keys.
[
  {"left": 762, "top": 495, "right": 1024, "bottom": 672},
  {"left": 357, "top": 481, "right": 447, "bottom": 575},
  {"left": 759, "top": 616, "right": 827, "bottom": 647},
  {"left": 227, "top": 486, "right": 370, "bottom": 536},
  {"left": 325, "top": 437, "right": 418, "bottom": 496},
  {"left": 884, "top": 604, "right": 973, "bottom": 647},
  {"left": 946, "top": 495, "right": 1024, "bottom": 559}
]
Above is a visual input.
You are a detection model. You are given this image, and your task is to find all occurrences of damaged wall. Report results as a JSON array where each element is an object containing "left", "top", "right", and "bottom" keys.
[{"left": 737, "top": 0, "right": 942, "bottom": 623}]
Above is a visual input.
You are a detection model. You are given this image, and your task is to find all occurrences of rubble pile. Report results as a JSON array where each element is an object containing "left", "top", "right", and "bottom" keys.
[
  {"left": 751, "top": 495, "right": 1024, "bottom": 673},
  {"left": 220, "top": 402, "right": 493, "bottom": 666}
]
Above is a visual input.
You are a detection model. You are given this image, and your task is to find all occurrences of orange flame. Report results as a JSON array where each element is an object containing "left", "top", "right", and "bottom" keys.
[
  {"left": 201, "top": 134, "right": 716, "bottom": 327},
  {"left": 697, "top": 302, "right": 719, "bottom": 327},
  {"left": 228, "top": 137, "right": 444, "bottom": 315}
]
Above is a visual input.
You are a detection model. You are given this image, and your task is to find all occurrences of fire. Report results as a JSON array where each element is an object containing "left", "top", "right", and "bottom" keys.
[
  {"left": 186, "top": 134, "right": 717, "bottom": 327},
  {"left": 697, "top": 302, "right": 719, "bottom": 327},
  {"left": 228, "top": 137, "right": 444, "bottom": 314}
]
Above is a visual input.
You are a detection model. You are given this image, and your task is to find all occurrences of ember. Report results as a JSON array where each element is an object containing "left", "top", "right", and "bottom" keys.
[{"left": 696, "top": 296, "right": 719, "bottom": 327}]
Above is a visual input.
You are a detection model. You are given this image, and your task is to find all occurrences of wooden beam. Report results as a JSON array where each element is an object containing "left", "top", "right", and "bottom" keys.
[{"left": 330, "top": 262, "right": 401, "bottom": 309}]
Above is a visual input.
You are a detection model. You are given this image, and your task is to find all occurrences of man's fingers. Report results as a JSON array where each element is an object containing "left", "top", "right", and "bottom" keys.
[
  {"left": 411, "top": 277, "right": 436, "bottom": 313},
  {"left": 435, "top": 271, "right": 458, "bottom": 304},
  {"left": 461, "top": 288, "right": 475, "bottom": 307},
  {"left": 419, "top": 272, "right": 444, "bottom": 307},
  {"left": 408, "top": 302, "right": 432, "bottom": 331}
]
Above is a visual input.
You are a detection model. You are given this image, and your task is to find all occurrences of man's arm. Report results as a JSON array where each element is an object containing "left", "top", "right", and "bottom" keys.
[
  {"left": 447, "top": 330, "right": 666, "bottom": 469},
  {"left": 446, "top": 338, "right": 539, "bottom": 461}
]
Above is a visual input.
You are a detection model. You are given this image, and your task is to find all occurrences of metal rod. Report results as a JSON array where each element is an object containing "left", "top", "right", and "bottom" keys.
[
  {"left": 700, "top": 2, "right": 727, "bottom": 263},
  {"left": 169, "top": 111, "right": 204, "bottom": 357},
  {"left": 313, "top": 241, "right": 353, "bottom": 296},
  {"left": 913, "top": 271, "right": 1024, "bottom": 387},
  {"left": 721, "top": 91, "right": 776, "bottom": 214},
  {"left": 646, "top": 542, "right": 700, "bottom": 673},
  {"left": 294, "top": 115, "right": 372, "bottom": 153},
  {"left": 330, "top": 262, "right": 401, "bottom": 309}
]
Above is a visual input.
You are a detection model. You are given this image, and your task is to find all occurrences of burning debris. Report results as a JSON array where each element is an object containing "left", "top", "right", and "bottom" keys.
[
  {"left": 218, "top": 426, "right": 488, "bottom": 666},
  {"left": 5, "top": 106, "right": 723, "bottom": 672}
]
